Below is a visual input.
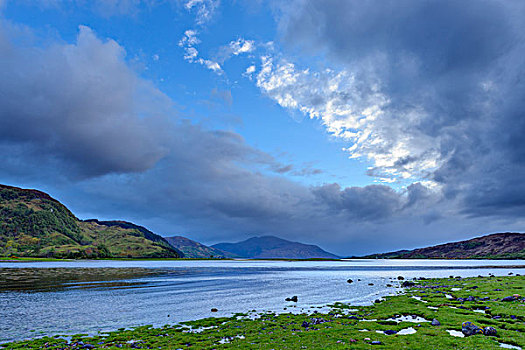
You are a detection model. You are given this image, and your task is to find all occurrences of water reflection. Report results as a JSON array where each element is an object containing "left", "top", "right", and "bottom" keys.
[{"left": 0, "top": 268, "right": 174, "bottom": 292}]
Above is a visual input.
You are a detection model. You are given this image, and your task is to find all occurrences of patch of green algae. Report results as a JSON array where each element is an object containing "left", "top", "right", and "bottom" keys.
[{"left": 2, "top": 275, "right": 524, "bottom": 349}]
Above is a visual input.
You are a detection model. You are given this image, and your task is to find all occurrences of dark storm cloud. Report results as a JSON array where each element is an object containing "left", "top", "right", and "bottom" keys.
[
  {"left": 313, "top": 184, "right": 402, "bottom": 220},
  {"left": 278, "top": 0, "right": 525, "bottom": 218},
  {"left": 0, "top": 24, "right": 171, "bottom": 177}
]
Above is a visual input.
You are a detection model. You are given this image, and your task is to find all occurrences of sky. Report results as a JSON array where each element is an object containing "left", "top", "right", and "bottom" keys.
[{"left": 0, "top": 0, "right": 524, "bottom": 256}]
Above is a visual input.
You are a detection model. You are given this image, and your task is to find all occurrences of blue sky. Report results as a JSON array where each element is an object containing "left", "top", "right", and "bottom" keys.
[
  {"left": 1, "top": 0, "right": 524, "bottom": 255},
  {"left": 2, "top": 1, "right": 371, "bottom": 187}
]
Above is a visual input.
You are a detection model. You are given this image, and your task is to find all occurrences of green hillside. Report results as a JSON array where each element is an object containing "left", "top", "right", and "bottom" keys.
[
  {"left": 164, "top": 236, "right": 234, "bottom": 258},
  {"left": 0, "top": 184, "right": 182, "bottom": 259}
]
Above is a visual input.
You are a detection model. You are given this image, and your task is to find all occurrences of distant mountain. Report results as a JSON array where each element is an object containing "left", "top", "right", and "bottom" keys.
[
  {"left": 164, "top": 236, "right": 233, "bottom": 258},
  {"left": 212, "top": 235, "right": 339, "bottom": 259},
  {"left": 0, "top": 184, "right": 182, "bottom": 259},
  {"left": 360, "top": 232, "right": 525, "bottom": 259}
]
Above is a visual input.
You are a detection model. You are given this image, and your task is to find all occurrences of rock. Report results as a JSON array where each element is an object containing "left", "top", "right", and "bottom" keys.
[
  {"left": 493, "top": 315, "right": 502, "bottom": 319},
  {"left": 401, "top": 281, "right": 415, "bottom": 287},
  {"left": 462, "top": 321, "right": 483, "bottom": 336},
  {"left": 211, "top": 308, "right": 218, "bottom": 312},
  {"left": 374, "top": 299, "right": 382, "bottom": 303},
  {"left": 301, "top": 321, "right": 310, "bottom": 328},
  {"left": 502, "top": 296, "right": 517, "bottom": 302},
  {"left": 483, "top": 326, "right": 497, "bottom": 336},
  {"left": 285, "top": 296, "right": 298, "bottom": 302},
  {"left": 384, "top": 330, "right": 397, "bottom": 335},
  {"left": 348, "top": 316, "right": 359, "bottom": 320},
  {"left": 386, "top": 284, "right": 393, "bottom": 287},
  {"left": 431, "top": 319, "right": 441, "bottom": 326},
  {"left": 397, "top": 276, "right": 405, "bottom": 280},
  {"left": 347, "top": 279, "right": 353, "bottom": 284},
  {"left": 371, "top": 341, "right": 382, "bottom": 345},
  {"left": 368, "top": 283, "right": 374, "bottom": 286}
]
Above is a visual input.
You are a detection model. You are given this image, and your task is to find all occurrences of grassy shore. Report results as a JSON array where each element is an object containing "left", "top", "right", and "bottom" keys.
[{"left": 2, "top": 275, "right": 524, "bottom": 349}]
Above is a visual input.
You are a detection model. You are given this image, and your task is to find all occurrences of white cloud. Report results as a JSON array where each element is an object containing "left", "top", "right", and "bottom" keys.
[
  {"left": 256, "top": 56, "right": 443, "bottom": 183},
  {"left": 183, "top": 47, "right": 198, "bottom": 61},
  {"left": 197, "top": 58, "right": 222, "bottom": 73},
  {"left": 184, "top": 0, "right": 220, "bottom": 25},
  {"left": 177, "top": 28, "right": 222, "bottom": 74},
  {"left": 243, "top": 65, "right": 256, "bottom": 79},
  {"left": 229, "top": 38, "right": 254, "bottom": 55},
  {"left": 178, "top": 29, "right": 200, "bottom": 47}
]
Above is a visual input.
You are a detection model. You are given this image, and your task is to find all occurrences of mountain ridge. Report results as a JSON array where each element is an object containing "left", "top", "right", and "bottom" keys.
[
  {"left": 358, "top": 232, "right": 525, "bottom": 259},
  {"left": 212, "top": 235, "right": 339, "bottom": 259},
  {"left": 164, "top": 236, "right": 233, "bottom": 258}
]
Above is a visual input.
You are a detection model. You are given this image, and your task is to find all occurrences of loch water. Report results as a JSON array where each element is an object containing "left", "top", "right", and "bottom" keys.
[{"left": 0, "top": 259, "right": 523, "bottom": 342}]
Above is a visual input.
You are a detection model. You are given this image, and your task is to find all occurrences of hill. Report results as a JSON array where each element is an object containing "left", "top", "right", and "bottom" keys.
[
  {"left": 360, "top": 232, "right": 525, "bottom": 259},
  {"left": 164, "top": 236, "right": 233, "bottom": 258},
  {"left": 0, "top": 184, "right": 182, "bottom": 259},
  {"left": 212, "top": 235, "right": 339, "bottom": 259}
]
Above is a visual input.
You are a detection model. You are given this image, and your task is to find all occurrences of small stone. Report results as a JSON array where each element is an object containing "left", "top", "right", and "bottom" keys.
[
  {"left": 371, "top": 341, "right": 382, "bottom": 345},
  {"left": 368, "top": 283, "right": 374, "bottom": 286},
  {"left": 384, "top": 330, "right": 397, "bottom": 335},
  {"left": 431, "top": 319, "right": 441, "bottom": 326},
  {"left": 397, "top": 276, "right": 405, "bottom": 280},
  {"left": 211, "top": 308, "right": 218, "bottom": 312},
  {"left": 347, "top": 279, "right": 353, "bottom": 283},
  {"left": 483, "top": 326, "right": 497, "bottom": 336}
]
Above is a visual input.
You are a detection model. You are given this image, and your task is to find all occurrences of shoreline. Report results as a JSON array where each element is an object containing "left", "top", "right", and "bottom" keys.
[
  {"left": 2, "top": 275, "right": 524, "bottom": 349},
  {"left": 2, "top": 256, "right": 525, "bottom": 264}
]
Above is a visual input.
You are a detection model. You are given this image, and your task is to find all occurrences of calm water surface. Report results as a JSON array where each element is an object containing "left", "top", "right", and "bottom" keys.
[{"left": 0, "top": 259, "right": 523, "bottom": 342}]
